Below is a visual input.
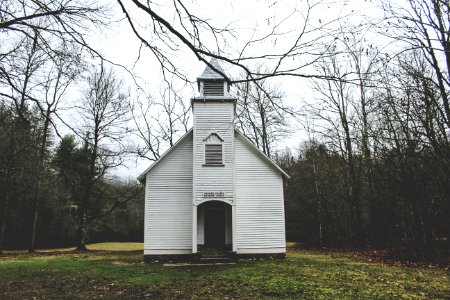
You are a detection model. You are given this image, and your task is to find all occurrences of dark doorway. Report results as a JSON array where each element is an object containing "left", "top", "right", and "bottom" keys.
[
  {"left": 204, "top": 204, "right": 226, "bottom": 247},
  {"left": 198, "top": 200, "right": 232, "bottom": 253}
]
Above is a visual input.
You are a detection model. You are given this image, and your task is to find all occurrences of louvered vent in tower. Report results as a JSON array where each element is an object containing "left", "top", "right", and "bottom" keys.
[{"left": 203, "top": 80, "right": 224, "bottom": 96}]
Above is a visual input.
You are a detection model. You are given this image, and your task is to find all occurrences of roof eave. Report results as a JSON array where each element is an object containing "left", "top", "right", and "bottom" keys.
[
  {"left": 197, "top": 76, "right": 231, "bottom": 82},
  {"left": 235, "top": 130, "right": 291, "bottom": 180},
  {"left": 137, "top": 129, "right": 194, "bottom": 183},
  {"left": 191, "top": 96, "right": 236, "bottom": 102}
]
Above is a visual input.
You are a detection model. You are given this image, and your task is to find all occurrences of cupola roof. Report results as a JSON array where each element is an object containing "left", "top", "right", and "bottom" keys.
[{"left": 197, "top": 59, "right": 229, "bottom": 81}]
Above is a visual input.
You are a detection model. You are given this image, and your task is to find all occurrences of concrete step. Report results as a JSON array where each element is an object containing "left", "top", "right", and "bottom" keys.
[
  {"left": 198, "top": 247, "right": 233, "bottom": 262},
  {"left": 201, "top": 253, "right": 230, "bottom": 258},
  {"left": 198, "top": 257, "right": 234, "bottom": 264},
  {"left": 200, "top": 256, "right": 230, "bottom": 260}
]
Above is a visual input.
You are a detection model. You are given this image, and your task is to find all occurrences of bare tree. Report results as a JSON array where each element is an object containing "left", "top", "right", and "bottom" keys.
[
  {"left": 75, "top": 64, "right": 131, "bottom": 250},
  {"left": 309, "top": 51, "right": 363, "bottom": 244},
  {"left": 0, "top": 30, "right": 47, "bottom": 253},
  {"left": 375, "top": 49, "right": 450, "bottom": 249},
  {"left": 29, "top": 42, "right": 82, "bottom": 252},
  {"left": 234, "top": 72, "right": 291, "bottom": 158},
  {"left": 115, "top": 0, "right": 357, "bottom": 83},
  {"left": 132, "top": 84, "right": 190, "bottom": 162},
  {"left": 335, "top": 28, "right": 384, "bottom": 243},
  {"left": 0, "top": 0, "right": 105, "bottom": 55},
  {"left": 1, "top": 0, "right": 108, "bottom": 252},
  {"left": 0, "top": 22, "right": 84, "bottom": 252},
  {"left": 382, "top": 0, "right": 450, "bottom": 128}
]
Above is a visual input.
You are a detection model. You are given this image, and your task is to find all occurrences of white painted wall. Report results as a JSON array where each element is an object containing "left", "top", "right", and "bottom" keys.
[
  {"left": 193, "top": 102, "right": 235, "bottom": 205},
  {"left": 144, "top": 132, "right": 193, "bottom": 255},
  {"left": 234, "top": 133, "right": 286, "bottom": 254}
]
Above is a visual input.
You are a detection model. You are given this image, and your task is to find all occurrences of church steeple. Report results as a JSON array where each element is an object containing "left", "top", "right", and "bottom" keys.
[
  {"left": 190, "top": 59, "right": 236, "bottom": 254},
  {"left": 196, "top": 59, "right": 232, "bottom": 98}
]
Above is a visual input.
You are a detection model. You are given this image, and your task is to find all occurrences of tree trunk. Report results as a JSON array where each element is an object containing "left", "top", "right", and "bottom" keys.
[
  {"left": 76, "top": 212, "right": 88, "bottom": 251},
  {"left": 29, "top": 204, "right": 39, "bottom": 252},
  {"left": 75, "top": 140, "right": 92, "bottom": 251},
  {"left": 359, "top": 79, "right": 378, "bottom": 245},
  {"left": 29, "top": 109, "right": 51, "bottom": 252},
  {"left": 0, "top": 198, "right": 8, "bottom": 254},
  {"left": 338, "top": 78, "right": 363, "bottom": 247},
  {"left": 259, "top": 105, "right": 270, "bottom": 157},
  {"left": 311, "top": 150, "right": 323, "bottom": 245},
  {"left": 347, "top": 149, "right": 363, "bottom": 246}
]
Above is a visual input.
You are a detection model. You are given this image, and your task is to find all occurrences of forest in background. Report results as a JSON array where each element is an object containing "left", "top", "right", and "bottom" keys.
[{"left": 0, "top": 0, "right": 448, "bottom": 255}]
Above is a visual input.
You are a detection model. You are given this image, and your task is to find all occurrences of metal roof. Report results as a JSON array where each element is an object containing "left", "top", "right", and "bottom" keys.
[{"left": 197, "top": 59, "right": 228, "bottom": 81}]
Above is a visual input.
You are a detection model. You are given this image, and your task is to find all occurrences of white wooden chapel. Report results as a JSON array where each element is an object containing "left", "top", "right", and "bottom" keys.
[{"left": 138, "top": 59, "right": 290, "bottom": 258}]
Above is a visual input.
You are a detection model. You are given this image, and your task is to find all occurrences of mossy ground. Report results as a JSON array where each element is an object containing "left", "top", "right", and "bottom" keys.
[{"left": 0, "top": 243, "right": 448, "bottom": 299}]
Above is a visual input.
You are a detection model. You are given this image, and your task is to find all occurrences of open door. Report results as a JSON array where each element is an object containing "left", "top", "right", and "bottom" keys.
[
  {"left": 205, "top": 205, "right": 226, "bottom": 247},
  {"left": 198, "top": 201, "right": 231, "bottom": 250}
]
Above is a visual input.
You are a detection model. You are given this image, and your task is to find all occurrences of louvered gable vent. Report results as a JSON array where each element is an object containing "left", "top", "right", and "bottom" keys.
[
  {"left": 205, "top": 144, "right": 223, "bottom": 164},
  {"left": 203, "top": 80, "right": 224, "bottom": 96}
]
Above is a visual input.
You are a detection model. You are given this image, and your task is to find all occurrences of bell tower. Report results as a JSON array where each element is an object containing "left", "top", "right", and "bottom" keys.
[{"left": 191, "top": 59, "right": 236, "bottom": 253}]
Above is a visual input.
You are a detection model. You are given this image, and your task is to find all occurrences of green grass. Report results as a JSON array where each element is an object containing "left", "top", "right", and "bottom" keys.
[
  {"left": 286, "top": 241, "right": 301, "bottom": 248},
  {"left": 87, "top": 242, "right": 144, "bottom": 251},
  {"left": 0, "top": 243, "right": 448, "bottom": 299}
]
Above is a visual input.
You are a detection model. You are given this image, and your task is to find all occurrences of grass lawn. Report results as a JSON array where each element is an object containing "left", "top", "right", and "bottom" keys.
[{"left": 0, "top": 243, "right": 448, "bottom": 299}]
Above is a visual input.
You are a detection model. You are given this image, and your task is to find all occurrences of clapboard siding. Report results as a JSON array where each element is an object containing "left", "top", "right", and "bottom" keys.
[
  {"left": 193, "top": 102, "right": 234, "bottom": 204},
  {"left": 235, "top": 134, "right": 286, "bottom": 253},
  {"left": 144, "top": 132, "right": 193, "bottom": 253}
]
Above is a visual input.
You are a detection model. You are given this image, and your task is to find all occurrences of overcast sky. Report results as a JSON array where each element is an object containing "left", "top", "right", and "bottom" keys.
[{"left": 89, "top": 0, "right": 382, "bottom": 180}]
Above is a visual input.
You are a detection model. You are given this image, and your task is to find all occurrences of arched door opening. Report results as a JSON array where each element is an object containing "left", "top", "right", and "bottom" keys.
[{"left": 197, "top": 201, "right": 232, "bottom": 251}]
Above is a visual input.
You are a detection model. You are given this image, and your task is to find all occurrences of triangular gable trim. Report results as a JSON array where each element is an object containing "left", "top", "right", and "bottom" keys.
[
  {"left": 137, "top": 129, "right": 193, "bottom": 183},
  {"left": 235, "top": 129, "right": 291, "bottom": 179},
  {"left": 203, "top": 132, "right": 224, "bottom": 142}
]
